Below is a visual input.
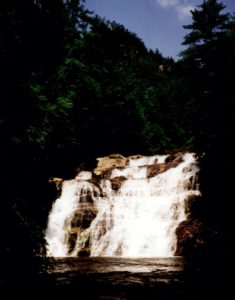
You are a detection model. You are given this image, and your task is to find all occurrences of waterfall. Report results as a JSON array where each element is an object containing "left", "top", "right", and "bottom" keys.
[{"left": 46, "top": 152, "right": 200, "bottom": 257}]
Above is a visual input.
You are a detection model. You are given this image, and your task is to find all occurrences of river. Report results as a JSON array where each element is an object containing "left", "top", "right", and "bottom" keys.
[{"left": 43, "top": 255, "right": 231, "bottom": 299}]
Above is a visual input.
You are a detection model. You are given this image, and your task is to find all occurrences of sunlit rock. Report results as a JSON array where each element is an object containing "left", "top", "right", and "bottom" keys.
[{"left": 93, "top": 153, "right": 127, "bottom": 176}]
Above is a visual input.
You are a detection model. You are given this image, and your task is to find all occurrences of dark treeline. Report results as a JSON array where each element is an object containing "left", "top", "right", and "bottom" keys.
[{"left": 0, "top": 0, "right": 234, "bottom": 288}]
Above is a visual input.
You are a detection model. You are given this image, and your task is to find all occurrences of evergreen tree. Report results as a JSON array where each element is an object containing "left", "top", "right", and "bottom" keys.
[
  {"left": 181, "top": 0, "right": 229, "bottom": 66},
  {"left": 180, "top": 0, "right": 235, "bottom": 254},
  {"left": 180, "top": 0, "right": 234, "bottom": 154}
]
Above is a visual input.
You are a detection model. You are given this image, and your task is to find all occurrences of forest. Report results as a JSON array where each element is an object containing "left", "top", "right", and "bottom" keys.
[{"left": 0, "top": 0, "right": 234, "bottom": 289}]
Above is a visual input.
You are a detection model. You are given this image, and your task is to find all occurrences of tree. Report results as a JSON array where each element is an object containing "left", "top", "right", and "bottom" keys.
[
  {"left": 181, "top": 0, "right": 229, "bottom": 67},
  {"left": 180, "top": 0, "right": 234, "bottom": 153},
  {"left": 0, "top": 0, "right": 90, "bottom": 288},
  {"left": 180, "top": 0, "right": 235, "bottom": 254}
]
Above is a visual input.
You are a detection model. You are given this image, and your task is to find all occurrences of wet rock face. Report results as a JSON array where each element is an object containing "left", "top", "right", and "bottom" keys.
[
  {"left": 70, "top": 205, "right": 97, "bottom": 229},
  {"left": 147, "top": 163, "right": 168, "bottom": 178},
  {"left": 67, "top": 190, "right": 98, "bottom": 255},
  {"left": 175, "top": 219, "right": 207, "bottom": 256},
  {"left": 110, "top": 176, "right": 127, "bottom": 191},
  {"left": 165, "top": 152, "right": 183, "bottom": 165},
  {"left": 147, "top": 152, "right": 184, "bottom": 178},
  {"left": 184, "top": 194, "right": 202, "bottom": 219},
  {"left": 174, "top": 192, "right": 207, "bottom": 256}
]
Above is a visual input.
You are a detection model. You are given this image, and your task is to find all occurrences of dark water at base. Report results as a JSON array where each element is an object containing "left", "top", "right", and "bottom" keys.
[{"left": 43, "top": 256, "right": 232, "bottom": 299}]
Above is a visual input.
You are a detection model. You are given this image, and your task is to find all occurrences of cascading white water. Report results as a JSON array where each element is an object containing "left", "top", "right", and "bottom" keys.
[{"left": 46, "top": 153, "right": 200, "bottom": 257}]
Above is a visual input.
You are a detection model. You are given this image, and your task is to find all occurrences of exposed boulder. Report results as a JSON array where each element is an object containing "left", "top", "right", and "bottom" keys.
[
  {"left": 110, "top": 176, "right": 127, "bottom": 191},
  {"left": 93, "top": 154, "right": 127, "bottom": 176}
]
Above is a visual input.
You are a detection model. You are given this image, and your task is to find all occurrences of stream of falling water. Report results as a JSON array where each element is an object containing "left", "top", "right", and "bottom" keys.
[{"left": 46, "top": 153, "right": 200, "bottom": 257}]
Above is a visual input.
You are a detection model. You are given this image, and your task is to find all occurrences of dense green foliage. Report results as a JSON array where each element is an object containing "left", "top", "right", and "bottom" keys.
[{"left": 0, "top": 0, "right": 234, "bottom": 288}]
